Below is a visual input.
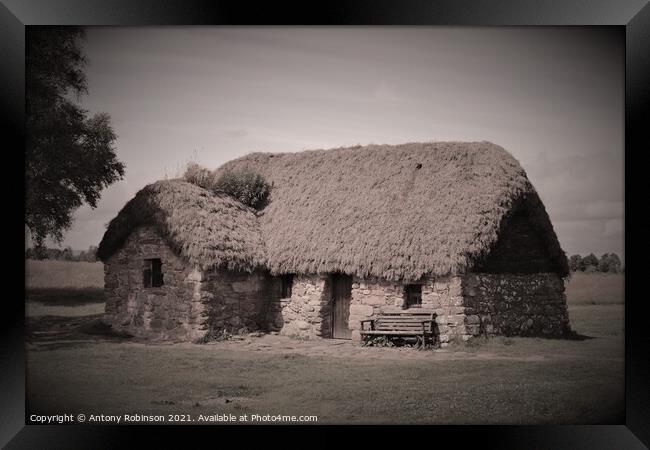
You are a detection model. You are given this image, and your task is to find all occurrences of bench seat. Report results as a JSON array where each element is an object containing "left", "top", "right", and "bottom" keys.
[{"left": 359, "top": 309, "right": 437, "bottom": 347}]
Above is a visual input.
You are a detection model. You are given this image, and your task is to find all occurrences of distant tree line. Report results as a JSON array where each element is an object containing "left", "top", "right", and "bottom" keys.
[
  {"left": 568, "top": 253, "right": 623, "bottom": 273},
  {"left": 25, "top": 245, "right": 98, "bottom": 262}
]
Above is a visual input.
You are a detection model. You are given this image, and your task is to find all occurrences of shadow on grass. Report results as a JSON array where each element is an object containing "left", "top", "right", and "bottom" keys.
[
  {"left": 79, "top": 318, "right": 133, "bottom": 338},
  {"left": 26, "top": 288, "right": 104, "bottom": 306},
  {"left": 563, "top": 330, "right": 596, "bottom": 341},
  {"left": 27, "top": 314, "right": 133, "bottom": 351}
]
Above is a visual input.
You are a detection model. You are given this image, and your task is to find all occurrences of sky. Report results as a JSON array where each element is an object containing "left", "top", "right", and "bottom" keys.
[{"left": 36, "top": 27, "right": 624, "bottom": 260}]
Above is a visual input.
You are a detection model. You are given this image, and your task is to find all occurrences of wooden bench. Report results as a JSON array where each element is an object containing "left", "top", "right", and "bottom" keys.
[{"left": 359, "top": 309, "right": 437, "bottom": 347}]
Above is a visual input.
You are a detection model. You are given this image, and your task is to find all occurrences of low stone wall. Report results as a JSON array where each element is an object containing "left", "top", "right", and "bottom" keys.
[
  {"left": 104, "top": 226, "right": 203, "bottom": 341},
  {"left": 462, "top": 273, "right": 570, "bottom": 337}
]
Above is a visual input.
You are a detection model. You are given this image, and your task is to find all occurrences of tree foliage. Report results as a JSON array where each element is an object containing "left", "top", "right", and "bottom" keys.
[
  {"left": 601, "top": 253, "right": 622, "bottom": 273},
  {"left": 25, "top": 27, "right": 125, "bottom": 248},
  {"left": 568, "top": 252, "right": 623, "bottom": 273},
  {"left": 568, "top": 254, "right": 582, "bottom": 272},
  {"left": 598, "top": 253, "right": 610, "bottom": 273},
  {"left": 25, "top": 244, "right": 98, "bottom": 261},
  {"left": 581, "top": 253, "right": 599, "bottom": 271}
]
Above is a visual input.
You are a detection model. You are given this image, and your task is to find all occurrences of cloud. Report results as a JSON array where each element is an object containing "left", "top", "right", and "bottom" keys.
[{"left": 525, "top": 149, "right": 623, "bottom": 256}]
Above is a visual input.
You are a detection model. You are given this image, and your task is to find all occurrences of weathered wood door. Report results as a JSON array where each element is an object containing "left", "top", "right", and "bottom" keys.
[{"left": 331, "top": 274, "right": 352, "bottom": 339}]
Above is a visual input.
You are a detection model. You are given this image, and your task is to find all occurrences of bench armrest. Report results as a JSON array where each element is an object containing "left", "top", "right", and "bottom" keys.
[
  {"left": 420, "top": 319, "right": 436, "bottom": 332},
  {"left": 360, "top": 319, "right": 375, "bottom": 331}
]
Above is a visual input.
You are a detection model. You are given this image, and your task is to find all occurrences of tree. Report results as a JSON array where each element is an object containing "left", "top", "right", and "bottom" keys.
[
  {"left": 581, "top": 253, "right": 599, "bottom": 272},
  {"left": 61, "top": 246, "right": 74, "bottom": 261},
  {"left": 598, "top": 253, "right": 610, "bottom": 272},
  {"left": 606, "top": 253, "right": 622, "bottom": 273},
  {"left": 568, "top": 254, "right": 582, "bottom": 272},
  {"left": 80, "top": 245, "right": 98, "bottom": 262},
  {"left": 25, "top": 27, "right": 125, "bottom": 249}
]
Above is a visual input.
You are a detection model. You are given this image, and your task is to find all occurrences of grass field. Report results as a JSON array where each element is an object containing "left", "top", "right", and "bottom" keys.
[
  {"left": 26, "top": 260, "right": 104, "bottom": 289},
  {"left": 26, "top": 260, "right": 105, "bottom": 316},
  {"left": 25, "top": 264, "right": 625, "bottom": 424},
  {"left": 565, "top": 272, "right": 625, "bottom": 305}
]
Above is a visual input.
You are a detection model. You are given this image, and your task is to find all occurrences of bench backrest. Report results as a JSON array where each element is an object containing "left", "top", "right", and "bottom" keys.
[{"left": 374, "top": 309, "right": 436, "bottom": 332}]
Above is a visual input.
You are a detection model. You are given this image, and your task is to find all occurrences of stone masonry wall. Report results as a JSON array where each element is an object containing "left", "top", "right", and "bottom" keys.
[
  {"left": 266, "top": 275, "right": 331, "bottom": 339},
  {"left": 462, "top": 273, "right": 570, "bottom": 338},
  {"left": 199, "top": 269, "right": 274, "bottom": 335},
  {"left": 349, "top": 276, "right": 469, "bottom": 346},
  {"left": 104, "top": 226, "right": 203, "bottom": 341},
  {"left": 265, "top": 274, "right": 470, "bottom": 344},
  {"left": 104, "top": 225, "right": 274, "bottom": 341}
]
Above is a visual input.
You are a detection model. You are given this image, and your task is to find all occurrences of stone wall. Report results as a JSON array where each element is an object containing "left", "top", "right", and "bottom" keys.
[
  {"left": 105, "top": 227, "right": 569, "bottom": 344},
  {"left": 266, "top": 275, "right": 331, "bottom": 339},
  {"left": 104, "top": 226, "right": 203, "bottom": 341},
  {"left": 462, "top": 273, "right": 570, "bottom": 338},
  {"left": 348, "top": 277, "right": 403, "bottom": 341},
  {"left": 104, "top": 226, "right": 273, "bottom": 341},
  {"left": 349, "top": 276, "right": 468, "bottom": 345},
  {"left": 199, "top": 269, "right": 275, "bottom": 335},
  {"left": 265, "top": 274, "right": 468, "bottom": 344},
  {"left": 265, "top": 272, "right": 569, "bottom": 344}
]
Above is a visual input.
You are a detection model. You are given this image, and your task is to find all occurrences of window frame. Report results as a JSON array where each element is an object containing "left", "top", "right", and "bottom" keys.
[
  {"left": 143, "top": 258, "right": 164, "bottom": 288},
  {"left": 404, "top": 283, "right": 422, "bottom": 308}
]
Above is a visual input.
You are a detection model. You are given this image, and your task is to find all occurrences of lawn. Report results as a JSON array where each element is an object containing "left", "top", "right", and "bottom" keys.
[
  {"left": 25, "top": 266, "right": 625, "bottom": 425},
  {"left": 564, "top": 272, "right": 624, "bottom": 306},
  {"left": 26, "top": 338, "right": 623, "bottom": 424},
  {"left": 26, "top": 260, "right": 104, "bottom": 289},
  {"left": 26, "top": 260, "right": 105, "bottom": 315}
]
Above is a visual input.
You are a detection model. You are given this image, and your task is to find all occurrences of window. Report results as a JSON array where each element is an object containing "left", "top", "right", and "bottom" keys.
[
  {"left": 280, "top": 274, "right": 294, "bottom": 298},
  {"left": 143, "top": 258, "right": 164, "bottom": 288},
  {"left": 404, "top": 284, "right": 422, "bottom": 308}
]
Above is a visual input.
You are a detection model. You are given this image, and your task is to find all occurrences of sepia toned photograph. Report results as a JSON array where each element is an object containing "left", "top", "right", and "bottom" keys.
[{"left": 25, "top": 26, "right": 624, "bottom": 425}]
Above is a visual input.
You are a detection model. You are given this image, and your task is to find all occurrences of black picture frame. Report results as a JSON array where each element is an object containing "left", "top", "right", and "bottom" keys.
[{"left": 4, "top": 0, "right": 649, "bottom": 447}]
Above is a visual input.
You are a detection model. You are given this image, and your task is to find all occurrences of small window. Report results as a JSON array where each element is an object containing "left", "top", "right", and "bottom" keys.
[
  {"left": 404, "top": 284, "right": 422, "bottom": 308},
  {"left": 143, "top": 258, "right": 164, "bottom": 288},
  {"left": 280, "top": 274, "right": 294, "bottom": 298}
]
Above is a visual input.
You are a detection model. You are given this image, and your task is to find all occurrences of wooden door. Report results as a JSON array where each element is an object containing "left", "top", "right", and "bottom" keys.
[{"left": 331, "top": 274, "right": 352, "bottom": 339}]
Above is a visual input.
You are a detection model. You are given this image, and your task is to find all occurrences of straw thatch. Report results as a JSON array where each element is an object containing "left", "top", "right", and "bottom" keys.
[
  {"left": 97, "top": 179, "right": 265, "bottom": 272},
  {"left": 215, "top": 141, "right": 568, "bottom": 280},
  {"left": 99, "top": 141, "right": 568, "bottom": 280}
]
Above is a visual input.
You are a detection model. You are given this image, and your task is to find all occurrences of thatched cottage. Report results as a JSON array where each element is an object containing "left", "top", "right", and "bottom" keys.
[{"left": 97, "top": 141, "right": 571, "bottom": 345}]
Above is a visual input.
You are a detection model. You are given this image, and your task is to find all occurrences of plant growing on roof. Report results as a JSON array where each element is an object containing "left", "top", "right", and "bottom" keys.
[
  {"left": 183, "top": 162, "right": 214, "bottom": 190},
  {"left": 212, "top": 169, "right": 271, "bottom": 210}
]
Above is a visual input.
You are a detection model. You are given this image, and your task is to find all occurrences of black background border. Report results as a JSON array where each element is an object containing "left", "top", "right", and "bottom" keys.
[{"left": 2, "top": 1, "right": 649, "bottom": 448}]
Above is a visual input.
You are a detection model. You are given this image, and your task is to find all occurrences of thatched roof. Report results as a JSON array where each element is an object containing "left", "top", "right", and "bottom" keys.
[
  {"left": 97, "top": 179, "right": 265, "bottom": 272},
  {"left": 216, "top": 141, "right": 568, "bottom": 280},
  {"left": 99, "top": 141, "right": 569, "bottom": 280}
]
